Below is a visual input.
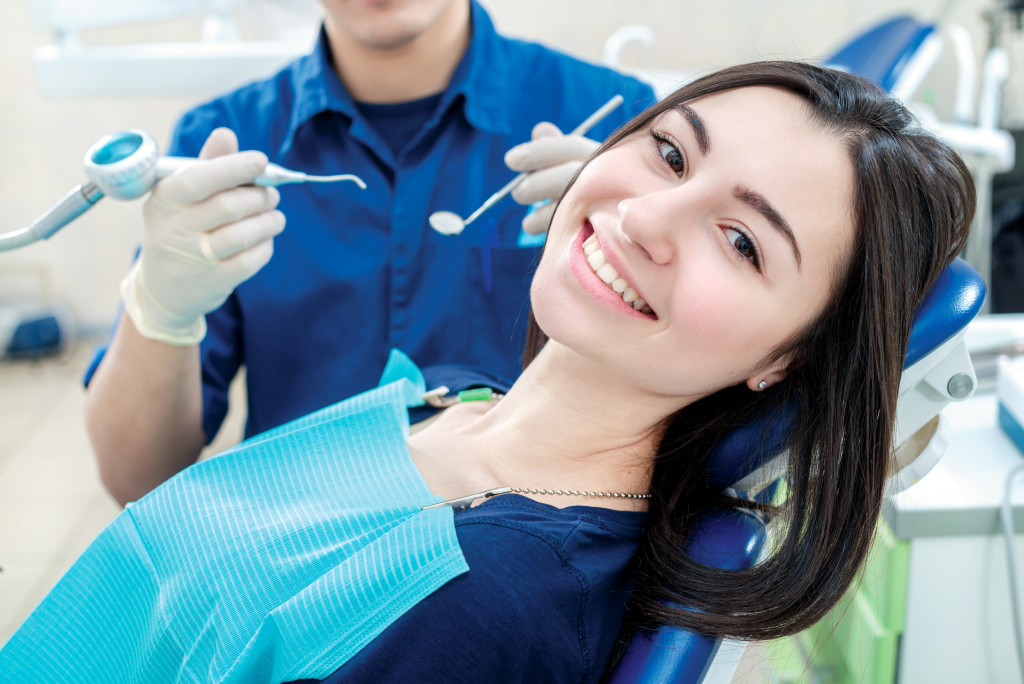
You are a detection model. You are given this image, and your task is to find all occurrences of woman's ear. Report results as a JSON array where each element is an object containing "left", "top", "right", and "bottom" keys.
[{"left": 746, "top": 354, "right": 798, "bottom": 392}]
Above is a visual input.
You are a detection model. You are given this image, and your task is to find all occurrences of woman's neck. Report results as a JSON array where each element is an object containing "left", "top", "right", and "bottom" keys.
[{"left": 408, "top": 343, "right": 695, "bottom": 508}]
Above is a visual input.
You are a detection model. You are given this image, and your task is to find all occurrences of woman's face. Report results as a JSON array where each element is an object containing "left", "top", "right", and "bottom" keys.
[{"left": 531, "top": 86, "right": 855, "bottom": 399}]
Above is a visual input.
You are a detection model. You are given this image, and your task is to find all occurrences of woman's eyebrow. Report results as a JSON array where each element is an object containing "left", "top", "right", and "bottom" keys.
[
  {"left": 674, "top": 102, "right": 802, "bottom": 267},
  {"left": 674, "top": 104, "right": 710, "bottom": 155},
  {"left": 734, "top": 185, "right": 802, "bottom": 267}
]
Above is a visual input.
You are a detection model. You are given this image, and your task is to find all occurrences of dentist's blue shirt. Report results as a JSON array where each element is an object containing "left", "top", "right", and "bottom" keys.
[{"left": 87, "top": 1, "right": 655, "bottom": 441}]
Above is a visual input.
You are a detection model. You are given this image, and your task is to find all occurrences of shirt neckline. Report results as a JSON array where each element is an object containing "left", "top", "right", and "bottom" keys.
[
  {"left": 281, "top": 0, "right": 512, "bottom": 158},
  {"left": 473, "top": 493, "right": 649, "bottom": 535}
]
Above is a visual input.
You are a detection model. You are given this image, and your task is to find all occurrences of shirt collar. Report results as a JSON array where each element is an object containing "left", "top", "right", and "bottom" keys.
[
  {"left": 281, "top": 0, "right": 511, "bottom": 156},
  {"left": 280, "top": 25, "right": 358, "bottom": 157},
  {"left": 436, "top": 0, "right": 512, "bottom": 136}
]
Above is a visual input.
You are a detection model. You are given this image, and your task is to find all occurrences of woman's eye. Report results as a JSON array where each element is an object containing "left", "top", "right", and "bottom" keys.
[
  {"left": 653, "top": 134, "right": 685, "bottom": 175},
  {"left": 723, "top": 226, "right": 761, "bottom": 269}
]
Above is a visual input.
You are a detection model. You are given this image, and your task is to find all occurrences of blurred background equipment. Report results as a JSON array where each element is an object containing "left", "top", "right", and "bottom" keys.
[{"left": 28, "top": 0, "right": 321, "bottom": 97}]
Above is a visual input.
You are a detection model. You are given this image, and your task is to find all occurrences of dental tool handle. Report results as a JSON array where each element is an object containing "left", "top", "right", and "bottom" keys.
[
  {"left": 567, "top": 93, "right": 626, "bottom": 138},
  {"left": 156, "top": 156, "right": 294, "bottom": 186},
  {"left": 462, "top": 172, "right": 532, "bottom": 227},
  {"left": 156, "top": 157, "right": 366, "bottom": 188},
  {"left": 461, "top": 94, "right": 625, "bottom": 228},
  {"left": 32, "top": 183, "right": 103, "bottom": 240},
  {"left": 0, "top": 183, "right": 104, "bottom": 252},
  {"left": 155, "top": 156, "right": 199, "bottom": 179}
]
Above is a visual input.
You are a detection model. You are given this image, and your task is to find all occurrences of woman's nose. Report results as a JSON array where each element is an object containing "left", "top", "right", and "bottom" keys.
[{"left": 618, "top": 194, "right": 678, "bottom": 265}]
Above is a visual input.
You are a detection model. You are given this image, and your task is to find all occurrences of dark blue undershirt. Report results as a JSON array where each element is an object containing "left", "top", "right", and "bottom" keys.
[{"left": 354, "top": 93, "right": 444, "bottom": 160}]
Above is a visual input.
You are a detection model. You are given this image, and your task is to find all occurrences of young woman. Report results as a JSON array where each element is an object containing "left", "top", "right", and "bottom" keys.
[{"left": 0, "top": 61, "right": 973, "bottom": 683}]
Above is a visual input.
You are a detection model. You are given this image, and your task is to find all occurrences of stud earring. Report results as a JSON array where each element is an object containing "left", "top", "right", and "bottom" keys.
[{"left": 758, "top": 380, "right": 767, "bottom": 390}]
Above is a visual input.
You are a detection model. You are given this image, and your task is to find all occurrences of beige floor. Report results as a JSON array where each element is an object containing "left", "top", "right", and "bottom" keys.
[
  {"left": 0, "top": 340, "right": 770, "bottom": 681},
  {"left": 0, "top": 342, "right": 122, "bottom": 644},
  {"left": 0, "top": 339, "right": 247, "bottom": 646}
]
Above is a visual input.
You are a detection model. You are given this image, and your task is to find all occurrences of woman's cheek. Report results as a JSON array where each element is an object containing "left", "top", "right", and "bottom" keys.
[{"left": 669, "top": 280, "right": 747, "bottom": 352}]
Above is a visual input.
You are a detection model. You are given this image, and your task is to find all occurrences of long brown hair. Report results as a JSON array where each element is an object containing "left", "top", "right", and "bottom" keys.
[{"left": 524, "top": 62, "right": 973, "bottom": 646}]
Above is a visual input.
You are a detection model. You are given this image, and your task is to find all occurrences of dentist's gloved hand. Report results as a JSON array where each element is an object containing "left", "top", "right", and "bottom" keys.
[
  {"left": 121, "top": 128, "right": 285, "bottom": 345},
  {"left": 504, "top": 122, "right": 600, "bottom": 235}
]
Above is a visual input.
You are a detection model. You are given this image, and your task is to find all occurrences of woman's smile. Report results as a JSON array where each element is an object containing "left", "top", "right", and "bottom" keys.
[{"left": 568, "top": 222, "right": 658, "bottom": 319}]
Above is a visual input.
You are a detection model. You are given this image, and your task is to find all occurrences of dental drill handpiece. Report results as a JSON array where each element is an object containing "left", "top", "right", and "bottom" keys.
[
  {"left": 83, "top": 129, "right": 367, "bottom": 202},
  {"left": 0, "top": 130, "right": 368, "bottom": 253}
]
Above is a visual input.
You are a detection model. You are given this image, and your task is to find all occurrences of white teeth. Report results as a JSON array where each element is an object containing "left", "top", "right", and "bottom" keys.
[
  {"left": 632, "top": 297, "right": 653, "bottom": 315},
  {"left": 581, "top": 233, "right": 653, "bottom": 316},
  {"left": 596, "top": 263, "right": 618, "bottom": 284}
]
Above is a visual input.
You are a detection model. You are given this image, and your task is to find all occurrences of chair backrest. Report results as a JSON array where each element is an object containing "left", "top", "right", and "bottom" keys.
[
  {"left": 606, "top": 508, "right": 766, "bottom": 684},
  {"left": 823, "top": 15, "right": 939, "bottom": 94}
]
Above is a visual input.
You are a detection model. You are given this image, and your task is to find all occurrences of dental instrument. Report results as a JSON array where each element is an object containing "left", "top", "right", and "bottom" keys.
[
  {"left": 428, "top": 94, "right": 624, "bottom": 236},
  {"left": 83, "top": 129, "right": 367, "bottom": 199},
  {"left": 0, "top": 129, "right": 366, "bottom": 253},
  {"left": 153, "top": 156, "right": 367, "bottom": 190}
]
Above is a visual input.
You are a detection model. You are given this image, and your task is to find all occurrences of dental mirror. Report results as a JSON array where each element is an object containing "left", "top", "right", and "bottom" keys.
[
  {"left": 428, "top": 211, "right": 467, "bottom": 236},
  {"left": 428, "top": 94, "right": 624, "bottom": 236}
]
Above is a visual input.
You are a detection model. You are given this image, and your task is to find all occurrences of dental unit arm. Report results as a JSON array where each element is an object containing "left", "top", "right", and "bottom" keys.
[{"left": 0, "top": 129, "right": 366, "bottom": 253}]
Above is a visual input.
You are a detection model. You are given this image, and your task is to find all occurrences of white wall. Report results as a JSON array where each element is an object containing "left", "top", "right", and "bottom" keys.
[
  {"left": 0, "top": 0, "right": 1020, "bottom": 333},
  {"left": 0, "top": 2, "right": 204, "bottom": 333}
]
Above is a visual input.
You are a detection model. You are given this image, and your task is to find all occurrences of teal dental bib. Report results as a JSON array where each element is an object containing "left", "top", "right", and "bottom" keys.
[{"left": 0, "top": 369, "right": 466, "bottom": 682}]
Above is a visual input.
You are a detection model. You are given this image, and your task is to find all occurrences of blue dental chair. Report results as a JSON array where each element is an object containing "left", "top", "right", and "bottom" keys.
[
  {"left": 612, "top": 21, "right": 980, "bottom": 681},
  {"left": 823, "top": 15, "right": 940, "bottom": 100},
  {"left": 607, "top": 258, "right": 985, "bottom": 683},
  {"left": 420, "top": 258, "right": 986, "bottom": 683}
]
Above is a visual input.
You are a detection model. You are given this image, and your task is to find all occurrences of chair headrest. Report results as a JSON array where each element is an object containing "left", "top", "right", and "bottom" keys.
[
  {"left": 705, "top": 258, "right": 984, "bottom": 489},
  {"left": 905, "top": 258, "right": 986, "bottom": 369}
]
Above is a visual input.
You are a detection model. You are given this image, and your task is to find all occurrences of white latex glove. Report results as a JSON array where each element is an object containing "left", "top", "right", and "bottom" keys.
[
  {"left": 121, "top": 128, "right": 285, "bottom": 345},
  {"left": 504, "top": 122, "right": 600, "bottom": 235}
]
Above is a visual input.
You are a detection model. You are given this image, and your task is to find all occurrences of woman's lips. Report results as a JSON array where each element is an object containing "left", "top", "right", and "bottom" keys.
[{"left": 568, "top": 223, "right": 656, "bottom": 319}]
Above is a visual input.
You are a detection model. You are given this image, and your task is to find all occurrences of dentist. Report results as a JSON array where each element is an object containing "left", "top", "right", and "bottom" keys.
[{"left": 83, "top": 0, "right": 655, "bottom": 505}]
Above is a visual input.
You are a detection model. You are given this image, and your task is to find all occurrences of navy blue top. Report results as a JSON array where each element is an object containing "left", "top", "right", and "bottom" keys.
[
  {"left": 354, "top": 94, "right": 444, "bottom": 158},
  {"left": 292, "top": 494, "right": 646, "bottom": 684},
  {"left": 84, "top": 1, "right": 655, "bottom": 442}
]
